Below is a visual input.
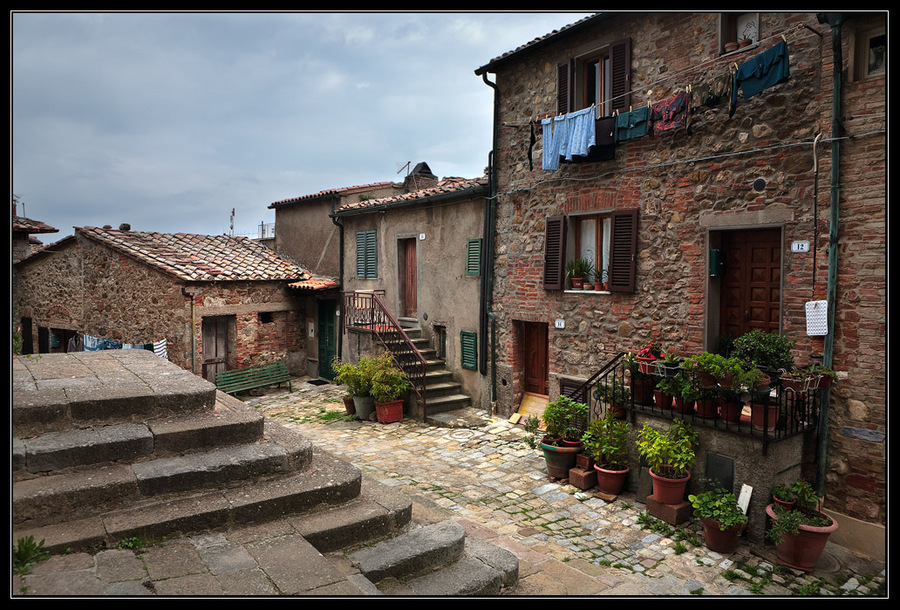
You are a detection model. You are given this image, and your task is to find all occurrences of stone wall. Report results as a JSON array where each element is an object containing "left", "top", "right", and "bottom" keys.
[{"left": 486, "top": 12, "right": 885, "bottom": 526}]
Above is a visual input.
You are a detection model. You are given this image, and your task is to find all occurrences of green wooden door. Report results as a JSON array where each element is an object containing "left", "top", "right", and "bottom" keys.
[{"left": 318, "top": 300, "right": 337, "bottom": 380}]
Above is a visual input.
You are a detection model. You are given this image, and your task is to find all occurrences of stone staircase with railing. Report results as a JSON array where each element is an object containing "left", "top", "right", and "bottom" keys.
[{"left": 12, "top": 349, "right": 516, "bottom": 595}]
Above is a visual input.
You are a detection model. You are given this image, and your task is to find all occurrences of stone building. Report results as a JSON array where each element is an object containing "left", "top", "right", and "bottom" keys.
[
  {"left": 12, "top": 226, "right": 335, "bottom": 382},
  {"left": 334, "top": 173, "right": 490, "bottom": 417},
  {"left": 474, "top": 13, "right": 885, "bottom": 557}
]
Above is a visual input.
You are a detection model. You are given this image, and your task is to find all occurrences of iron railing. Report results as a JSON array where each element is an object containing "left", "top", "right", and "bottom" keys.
[
  {"left": 562, "top": 355, "right": 821, "bottom": 455},
  {"left": 341, "top": 290, "right": 428, "bottom": 417}
]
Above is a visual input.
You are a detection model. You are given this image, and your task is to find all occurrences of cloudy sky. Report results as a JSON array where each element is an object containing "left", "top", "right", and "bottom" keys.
[{"left": 12, "top": 11, "right": 594, "bottom": 241}]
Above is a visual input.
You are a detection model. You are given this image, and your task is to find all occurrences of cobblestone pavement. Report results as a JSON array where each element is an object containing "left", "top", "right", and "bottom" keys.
[{"left": 242, "top": 381, "right": 887, "bottom": 597}]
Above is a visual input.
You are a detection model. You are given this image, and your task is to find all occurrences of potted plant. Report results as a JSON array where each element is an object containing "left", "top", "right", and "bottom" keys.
[
  {"left": 636, "top": 339, "right": 665, "bottom": 373},
  {"left": 370, "top": 353, "right": 411, "bottom": 423},
  {"left": 582, "top": 411, "right": 631, "bottom": 495},
  {"left": 565, "top": 257, "right": 594, "bottom": 290},
  {"left": 654, "top": 374, "right": 680, "bottom": 410},
  {"left": 624, "top": 352, "right": 655, "bottom": 405},
  {"left": 539, "top": 396, "right": 589, "bottom": 479},
  {"left": 688, "top": 488, "right": 748, "bottom": 554},
  {"left": 771, "top": 482, "right": 796, "bottom": 511},
  {"left": 683, "top": 352, "right": 727, "bottom": 388},
  {"left": 731, "top": 330, "right": 796, "bottom": 377},
  {"left": 765, "top": 479, "right": 839, "bottom": 572},
  {"left": 805, "top": 364, "right": 837, "bottom": 389},
  {"left": 332, "top": 355, "right": 376, "bottom": 420},
  {"left": 637, "top": 420, "right": 698, "bottom": 505},
  {"left": 718, "top": 386, "right": 744, "bottom": 423},
  {"left": 672, "top": 373, "right": 698, "bottom": 414},
  {"left": 596, "top": 377, "right": 630, "bottom": 418},
  {"left": 656, "top": 352, "right": 682, "bottom": 377}
]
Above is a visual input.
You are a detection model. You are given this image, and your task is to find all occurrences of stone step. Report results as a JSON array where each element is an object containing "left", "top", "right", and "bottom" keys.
[
  {"left": 12, "top": 447, "right": 365, "bottom": 554},
  {"left": 424, "top": 393, "right": 472, "bottom": 414},
  {"left": 13, "top": 392, "right": 265, "bottom": 474},
  {"left": 422, "top": 380, "right": 464, "bottom": 399},
  {"left": 348, "top": 521, "right": 517, "bottom": 596},
  {"left": 13, "top": 351, "right": 217, "bottom": 437}
]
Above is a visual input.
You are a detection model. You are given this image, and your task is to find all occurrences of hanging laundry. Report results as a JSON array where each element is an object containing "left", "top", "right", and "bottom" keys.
[
  {"left": 650, "top": 91, "right": 689, "bottom": 135},
  {"left": 541, "top": 117, "right": 561, "bottom": 171},
  {"left": 562, "top": 107, "right": 596, "bottom": 160},
  {"left": 83, "top": 334, "right": 101, "bottom": 351},
  {"left": 153, "top": 338, "right": 168, "bottom": 360},
  {"left": 67, "top": 333, "right": 84, "bottom": 353},
  {"left": 615, "top": 105, "right": 651, "bottom": 142},
  {"left": 589, "top": 115, "right": 617, "bottom": 161},
  {"left": 731, "top": 39, "right": 790, "bottom": 116}
]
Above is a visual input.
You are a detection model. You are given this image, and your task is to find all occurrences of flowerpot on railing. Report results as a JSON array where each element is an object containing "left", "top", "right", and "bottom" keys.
[
  {"left": 636, "top": 356, "right": 656, "bottom": 375},
  {"left": 631, "top": 377, "right": 655, "bottom": 406},
  {"left": 674, "top": 397, "right": 694, "bottom": 414},
  {"left": 653, "top": 390, "right": 673, "bottom": 410},
  {"left": 720, "top": 400, "right": 743, "bottom": 423},
  {"left": 751, "top": 401, "right": 779, "bottom": 432},
  {"left": 695, "top": 398, "right": 719, "bottom": 419}
]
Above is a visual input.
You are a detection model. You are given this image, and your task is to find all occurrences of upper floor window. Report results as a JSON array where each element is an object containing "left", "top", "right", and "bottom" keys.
[
  {"left": 721, "top": 12, "right": 759, "bottom": 53},
  {"left": 355, "top": 230, "right": 377, "bottom": 279},
  {"left": 558, "top": 38, "right": 631, "bottom": 116},
  {"left": 855, "top": 26, "right": 886, "bottom": 79}
]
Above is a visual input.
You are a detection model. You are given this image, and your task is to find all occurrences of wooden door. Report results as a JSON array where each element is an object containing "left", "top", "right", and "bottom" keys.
[
  {"left": 523, "top": 322, "right": 549, "bottom": 396},
  {"left": 719, "top": 228, "right": 782, "bottom": 338},
  {"left": 317, "top": 300, "right": 337, "bottom": 380},
  {"left": 399, "top": 238, "right": 417, "bottom": 318},
  {"left": 202, "top": 316, "right": 230, "bottom": 382}
]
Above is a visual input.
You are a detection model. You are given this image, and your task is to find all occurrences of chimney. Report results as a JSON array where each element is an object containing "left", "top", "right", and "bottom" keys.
[{"left": 404, "top": 162, "right": 438, "bottom": 193}]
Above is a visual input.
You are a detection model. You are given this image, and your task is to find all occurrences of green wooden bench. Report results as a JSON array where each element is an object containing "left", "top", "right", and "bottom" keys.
[{"left": 215, "top": 362, "right": 294, "bottom": 395}]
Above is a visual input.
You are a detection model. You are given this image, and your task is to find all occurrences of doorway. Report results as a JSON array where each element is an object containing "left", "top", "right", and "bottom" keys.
[
  {"left": 522, "top": 321, "right": 549, "bottom": 396},
  {"left": 718, "top": 228, "right": 782, "bottom": 339},
  {"left": 317, "top": 299, "right": 337, "bottom": 380},
  {"left": 398, "top": 238, "right": 417, "bottom": 318},
  {"left": 201, "top": 315, "right": 231, "bottom": 382}
]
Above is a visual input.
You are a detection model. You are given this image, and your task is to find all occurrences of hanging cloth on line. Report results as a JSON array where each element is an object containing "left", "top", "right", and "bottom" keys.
[
  {"left": 541, "top": 107, "right": 597, "bottom": 171},
  {"left": 650, "top": 91, "right": 689, "bottom": 135},
  {"left": 730, "top": 39, "right": 790, "bottom": 117},
  {"left": 615, "top": 105, "right": 651, "bottom": 142}
]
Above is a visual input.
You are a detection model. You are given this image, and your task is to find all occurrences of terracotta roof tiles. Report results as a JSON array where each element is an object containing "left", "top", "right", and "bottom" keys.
[{"left": 333, "top": 176, "right": 488, "bottom": 215}]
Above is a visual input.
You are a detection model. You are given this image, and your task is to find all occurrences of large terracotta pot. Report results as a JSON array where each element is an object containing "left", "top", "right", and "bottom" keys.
[
  {"left": 751, "top": 401, "right": 779, "bottom": 432},
  {"left": 540, "top": 442, "right": 582, "bottom": 479},
  {"left": 649, "top": 468, "right": 690, "bottom": 504},
  {"left": 700, "top": 517, "right": 744, "bottom": 554},
  {"left": 766, "top": 504, "right": 839, "bottom": 572},
  {"left": 375, "top": 399, "right": 404, "bottom": 423},
  {"left": 673, "top": 397, "right": 694, "bottom": 414},
  {"left": 695, "top": 398, "right": 718, "bottom": 419},
  {"left": 594, "top": 464, "right": 629, "bottom": 495},
  {"left": 720, "top": 400, "right": 743, "bottom": 423}
]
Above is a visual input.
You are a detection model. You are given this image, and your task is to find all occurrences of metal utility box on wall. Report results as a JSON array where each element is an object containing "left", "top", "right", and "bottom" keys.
[{"left": 709, "top": 249, "right": 725, "bottom": 277}]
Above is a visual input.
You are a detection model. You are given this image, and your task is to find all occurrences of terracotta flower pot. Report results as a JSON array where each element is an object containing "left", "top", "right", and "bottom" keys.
[
  {"left": 720, "top": 400, "right": 743, "bottom": 423},
  {"left": 637, "top": 356, "right": 656, "bottom": 374},
  {"left": 653, "top": 390, "right": 673, "bottom": 410},
  {"left": 649, "top": 467, "right": 690, "bottom": 505},
  {"left": 766, "top": 504, "right": 839, "bottom": 572},
  {"left": 673, "top": 397, "right": 694, "bottom": 414},
  {"left": 540, "top": 442, "right": 582, "bottom": 479},
  {"left": 700, "top": 517, "right": 744, "bottom": 554},
  {"left": 751, "top": 401, "right": 779, "bottom": 432},
  {"left": 695, "top": 398, "right": 718, "bottom": 419},
  {"left": 375, "top": 399, "right": 404, "bottom": 423},
  {"left": 631, "top": 377, "right": 655, "bottom": 405},
  {"left": 594, "top": 464, "right": 630, "bottom": 495}
]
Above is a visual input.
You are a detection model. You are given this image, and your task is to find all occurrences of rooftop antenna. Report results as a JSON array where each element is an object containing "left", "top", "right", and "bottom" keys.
[
  {"left": 229, "top": 208, "right": 235, "bottom": 236},
  {"left": 396, "top": 161, "right": 411, "bottom": 176}
]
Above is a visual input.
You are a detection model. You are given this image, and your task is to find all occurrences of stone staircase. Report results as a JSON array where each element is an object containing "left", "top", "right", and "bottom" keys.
[{"left": 12, "top": 350, "right": 516, "bottom": 595}]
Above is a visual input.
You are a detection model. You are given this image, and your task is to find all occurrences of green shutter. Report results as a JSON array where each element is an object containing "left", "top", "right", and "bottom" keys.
[
  {"left": 356, "top": 230, "right": 377, "bottom": 279},
  {"left": 466, "top": 238, "right": 482, "bottom": 276},
  {"left": 460, "top": 331, "right": 478, "bottom": 370}
]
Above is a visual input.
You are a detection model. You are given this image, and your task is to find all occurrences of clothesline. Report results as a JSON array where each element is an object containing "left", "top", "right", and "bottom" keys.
[{"left": 72, "top": 332, "right": 169, "bottom": 360}]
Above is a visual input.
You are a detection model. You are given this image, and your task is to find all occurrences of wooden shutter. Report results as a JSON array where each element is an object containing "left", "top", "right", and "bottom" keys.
[
  {"left": 543, "top": 215, "right": 567, "bottom": 290},
  {"left": 557, "top": 60, "right": 574, "bottom": 115},
  {"left": 356, "top": 230, "right": 377, "bottom": 279},
  {"left": 460, "top": 330, "right": 478, "bottom": 370},
  {"left": 466, "top": 238, "right": 482, "bottom": 276},
  {"left": 608, "top": 209, "right": 638, "bottom": 293},
  {"left": 609, "top": 38, "right": 632, "bottom": 114}
]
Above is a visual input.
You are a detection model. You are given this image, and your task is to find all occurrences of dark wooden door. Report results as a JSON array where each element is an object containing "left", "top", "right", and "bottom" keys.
[
  {"left": 202, "top": 316, "right": 230, "bottom": 382},
  {"left": 400, "top": 238, "right": 417, "bottom": 318},
  {"left": 719, "top": 228, "right": 782, "bottom": 338},
  {"left": 523, "top": 322, "right": 549, "bottom": 396},
  {"left": 317, "top": 300, "right": 337, "bottom": 380}
]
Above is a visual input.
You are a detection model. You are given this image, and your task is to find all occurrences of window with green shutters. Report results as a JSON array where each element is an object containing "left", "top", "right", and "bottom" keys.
[
  {"left": 466, "top": 238, "right": 482, "bottom": 276},
  {"left": 356, "top": 230, "right": 377, "bottom": 279},
  {"left": 460, "top": 330, "right": 478, "bottom": 370}
]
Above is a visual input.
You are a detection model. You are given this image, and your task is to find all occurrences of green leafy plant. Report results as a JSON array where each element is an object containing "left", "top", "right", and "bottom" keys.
[
  {"left": 688, "top": 488, "right": 748, "bottom": 530},
  {"left": 581, "top": 410, "right": 630, "bottom": 469},
  {"left": 369, "top": 353, "right": 411, "bottom": 403},
  {"left": 766, "top": 478, "right": 832, "bottom": 544},
  {"left": 731, "top": 330, "right": 796, "bottom": 373},
  {"left": 541, "top": 395, "right": 589, "bottom": 442},
  {"left": 565, "top": 257, "right": 595, "bottom": 280},
  {"left": 637, "top": 420, "right": 698, "bottom": 479},
  {"left": 332, "top": 357, "right": 372, "bottom": 398},
  {"left": 596, "top": 377, "right": 630, "bottom": 405},
  {"left": 13, "top": 536, "right": 50, "bottom": 575}
]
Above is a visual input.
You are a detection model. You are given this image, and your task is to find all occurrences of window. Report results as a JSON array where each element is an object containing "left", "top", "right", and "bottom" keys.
[
  {"left": 543, "top": 209, "right": 638, "bottom": 292},
  {"left": 355, "top": 230, "right": 377, "bottom": 279},
  {"left": 258, "top": 311, "right": 274, "bottom": 324},
  {"left": 466, "top": 238, "right": 482, "bottom": 277},
  {"left": 460, "top": 330, "right": 478, "bottom": 370},
  {"left": 854, "top": 26, "right": 886, "bottom": 80},
  {"left": 558, "top": 38, "right": 631, "bottom": 116},
  {"left": 720, "top": 12, "right": 759, "bottom": 53}
]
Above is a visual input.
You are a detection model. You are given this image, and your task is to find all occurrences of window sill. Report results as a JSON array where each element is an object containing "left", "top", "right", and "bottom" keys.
[{"left": 564, "top": 289, "right": 611, "bottom": 295}]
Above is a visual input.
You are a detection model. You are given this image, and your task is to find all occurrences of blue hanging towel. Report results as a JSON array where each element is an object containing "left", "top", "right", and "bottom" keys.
[{"left": 732, "top": 39, "right": 790, "bottom": 111}]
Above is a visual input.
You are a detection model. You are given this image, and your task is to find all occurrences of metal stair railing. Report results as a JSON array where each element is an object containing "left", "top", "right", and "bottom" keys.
[{"left": 341, "top": 291, "right": 428, "bottom": 418}]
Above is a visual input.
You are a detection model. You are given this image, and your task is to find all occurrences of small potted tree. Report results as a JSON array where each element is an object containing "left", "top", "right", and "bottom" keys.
[
  {"left": 731, "top": 329, "right": 796, "bottom": 378},
  {"left": 637, "top": 420, "right": 698, "bottom": 505},
  {"left": 539, "top": 396, "right": 589, "bottom": 479},
  {"left": 333, "top": 355, "right": 377, "bottom": 420},
  {"left": 370, "top": 353, "right": 411, "bottom": 424},
  {"left": 582, "top": 411, "right": 630, "bottom": 495},
  {"left": 688, "top": 488, "right": 748, "bottom": 554},
  {"left": 596, "top": 377, "right": 630, "bottom": 419}
]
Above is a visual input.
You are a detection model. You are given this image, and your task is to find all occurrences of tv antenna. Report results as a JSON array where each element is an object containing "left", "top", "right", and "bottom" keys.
[{"left": 396, "top": 161, "right": 411, "bottom": 176}]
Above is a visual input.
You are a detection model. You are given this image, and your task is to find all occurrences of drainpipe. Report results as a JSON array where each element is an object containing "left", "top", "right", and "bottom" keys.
[
  {"left": 182, "top": 286, "right": 197, "bottom": 374},
  {"left": 816, "top": 12, "right": 844, "bottom": 499},
  {"left": 330, "top": 194, "right": 345, "bottom": 361},
  {"left": 481, "top": 71, "right": 500, "bottom": 404}
]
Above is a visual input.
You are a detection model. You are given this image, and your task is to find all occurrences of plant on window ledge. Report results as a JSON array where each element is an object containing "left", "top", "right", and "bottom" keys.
[{"left": 565, "top": 257, "right": 594, "bottom": 290}]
